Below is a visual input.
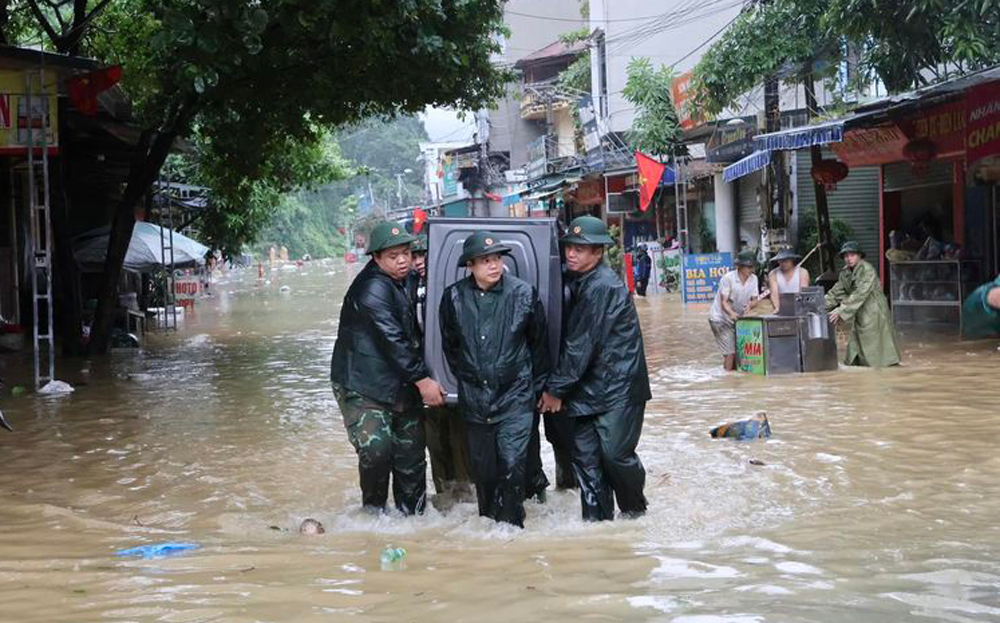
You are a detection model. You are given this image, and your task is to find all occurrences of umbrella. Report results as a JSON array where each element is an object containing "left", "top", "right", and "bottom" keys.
[{"left": 74, "top": 222, "right": 210, "bottom": 273}]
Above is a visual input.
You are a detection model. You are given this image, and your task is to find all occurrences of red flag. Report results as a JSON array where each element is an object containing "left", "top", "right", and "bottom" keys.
[
  {"left": 412, "top": 207, "right": 427, "bottom": 233},
  {"left": 67, "top": 65, "right": 123, "bottom": 116},
  {"left": 635, "top": 151, "right": 665, "bottom": 212}
]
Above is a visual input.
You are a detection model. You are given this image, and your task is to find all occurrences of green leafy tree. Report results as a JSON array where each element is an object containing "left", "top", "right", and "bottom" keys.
[
  {"left": 556, "top": 27, "right": 591, "bottom": 94},
  {"left": 621, "top": 57, "right": 683, "bottom": 156},
  {"left": 7, "top": 0, "right": 510, "bottom": 354},
  {"left": 690, "top": 1, "right": 829, "bottom": 117},
  {"left": 825, "top": 0, "right": 1000, "bottom": 92},
  {"left": 691, "top": 0, "right": 1000, "bottom": 116}
]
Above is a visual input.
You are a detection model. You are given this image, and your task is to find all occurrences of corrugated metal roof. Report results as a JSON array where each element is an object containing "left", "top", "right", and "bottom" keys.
[{"left": 514, "top": 40, "right": 588, "bottom": 68}]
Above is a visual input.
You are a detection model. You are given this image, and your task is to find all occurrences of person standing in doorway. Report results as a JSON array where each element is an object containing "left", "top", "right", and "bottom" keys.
[
  {"left": 826, "top": 242, "right": 901, "bottom": 367},
  {"left": 708, "top": 251, "right": 761, "bottom": 371},
  {"left": 767, "top": 248, "right": 809, "bottom": 313},
  {"left": 538, "top": 216, "right": 651, "bottom": 521},
  {"left": 439, "top": 231, "right": 550, "bottom": 527},
  {"left": 330, "top": 221, "right": 445, "bottom": 516}
]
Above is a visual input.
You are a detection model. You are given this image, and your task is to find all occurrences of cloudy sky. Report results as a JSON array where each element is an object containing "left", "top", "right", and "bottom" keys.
[{"left": 421, "top": 107, "right": 477, "bottom": 143}]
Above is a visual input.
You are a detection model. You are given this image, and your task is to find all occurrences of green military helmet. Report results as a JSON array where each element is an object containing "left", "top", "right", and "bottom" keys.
[
  {"left": 561, "top": 215, "right": 615, "bottom": 245},
  {"left": 411, "top": 233, "right": 428, "bottom": 253},
  {"left": 458, "top": 230, "right": 511, "bottom": 267},
  {"left": 734, "top": 250, "right": 757, "bottom": 267},
  {"left": 838, "top": 240, "right": 866, "bottom": 258},
  {"left": 366, "top": 220, "right": 417, "bottom": 254}
]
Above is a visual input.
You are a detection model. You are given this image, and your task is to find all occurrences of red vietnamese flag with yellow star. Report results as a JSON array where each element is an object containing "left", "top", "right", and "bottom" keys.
[{"left": 635, "top": 151, "right": 665, "bottom": 212}]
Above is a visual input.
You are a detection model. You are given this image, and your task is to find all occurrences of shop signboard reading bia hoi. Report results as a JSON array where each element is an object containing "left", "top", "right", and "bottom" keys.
[
  {"left": 0, "top": 69, "right": 59, "bottom": 154},
  {"left": 681, "top": 252, "right": 732, "bottom": 304}
]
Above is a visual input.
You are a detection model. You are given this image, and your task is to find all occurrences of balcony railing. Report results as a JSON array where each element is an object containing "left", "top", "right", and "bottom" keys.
[{"left": 520, "top": 81, "right": 574, "bottom": 121}]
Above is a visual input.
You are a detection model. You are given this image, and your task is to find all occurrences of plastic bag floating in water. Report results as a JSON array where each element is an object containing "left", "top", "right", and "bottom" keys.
[
  {"left": 115, "top": 542, "right": 200, "bottom": 559},
  {"left": 710, "top": 412, "right": 771, "bottom": 440},
  {"left": 38, "top": 380, "right": 74, "bottom": 395}
]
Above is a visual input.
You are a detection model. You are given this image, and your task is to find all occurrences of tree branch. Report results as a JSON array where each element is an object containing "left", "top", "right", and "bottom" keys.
[
  {"left": 25, "top": 0, "right": 62, "bottom": 46},
  {"left": 62, "top": 0, "right": 113, "bottom": 51}
]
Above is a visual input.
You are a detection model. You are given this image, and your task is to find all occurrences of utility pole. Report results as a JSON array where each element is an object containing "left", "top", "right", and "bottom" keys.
[
  {"left": 803, "top": 69, "right": 836, "bottom": 280},
  {"left": 762, "top": 75, "right": 782, "bottom": 258}
]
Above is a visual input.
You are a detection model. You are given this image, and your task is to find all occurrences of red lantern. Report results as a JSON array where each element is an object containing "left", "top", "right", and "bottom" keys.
[
  {"left": 811, "top": 159, "right": 849, "bottom": 192},
  {"left": 903, "top": 138, "right": 936, "bottom": 175},
  {"left": 67, "top": 65, "right": 123, "bottom": 116}
]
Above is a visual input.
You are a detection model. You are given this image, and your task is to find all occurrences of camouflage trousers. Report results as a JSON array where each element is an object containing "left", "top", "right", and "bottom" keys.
[{"left": 332, "top": 383, "right": 426, "bottom": 515}]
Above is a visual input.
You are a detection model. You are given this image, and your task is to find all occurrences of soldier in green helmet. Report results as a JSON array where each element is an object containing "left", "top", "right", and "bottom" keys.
[
  {"left": 825, "top": 241, "right": 901, "bottom": 368},
  {"left": 439, "top": 231, "right": 551, "bottom": 527},
  {"left": 538, "top": 216, "right": 651, "bottom": 521},
  {"left": 330, "top": 220, "right": 446, "bottom": 515}
]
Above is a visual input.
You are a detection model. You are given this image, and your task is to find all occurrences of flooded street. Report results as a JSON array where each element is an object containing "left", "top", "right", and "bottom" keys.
[{"left": 2, "top": 263, "right": 1000, "bottom": 623}]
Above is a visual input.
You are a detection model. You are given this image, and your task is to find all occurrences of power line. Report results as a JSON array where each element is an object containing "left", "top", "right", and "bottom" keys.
[
  {"left": 665, "top": 7, "right": 743, "bottom": 70},
  {"left": 505, "top": 9, "right": 666, "bottom": 23}
]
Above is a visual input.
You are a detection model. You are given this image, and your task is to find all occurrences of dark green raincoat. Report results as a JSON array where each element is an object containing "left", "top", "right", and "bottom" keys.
[
  {"left": 825, "top": 259, "right": 901, "bottom": 368},
  {"left": 547, "top": 261, "right": 650, "bottom": 521},
  {"left": 330, "top": 259, "right": 428, "bottom": 514},
  {"left": 439, "top": 273, "right": 549, "bottom": 527},
  {"left": 547, "top": 262, "right": 651, "bottom": 413}
]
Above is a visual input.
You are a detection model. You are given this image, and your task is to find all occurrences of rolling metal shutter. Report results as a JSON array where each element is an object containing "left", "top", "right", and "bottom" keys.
[
  {"left": 737, "top": 171, "right": 761, "bottom": 248},
  {"left": 796, "top": 150, "right": 880, "bottom": 260}
]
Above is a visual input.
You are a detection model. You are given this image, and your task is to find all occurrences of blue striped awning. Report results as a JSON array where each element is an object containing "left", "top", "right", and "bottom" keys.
[
  {"left": 723, "top": 150, "right": 772, "bottom": 183},
  {"left": 754, "top": 121, "right": 844, "bottom": 152}
]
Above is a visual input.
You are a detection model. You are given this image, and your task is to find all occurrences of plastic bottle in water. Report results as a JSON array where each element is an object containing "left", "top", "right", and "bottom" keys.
[{"left": 380, "top": 546, "right": 407, "bottom": 571}]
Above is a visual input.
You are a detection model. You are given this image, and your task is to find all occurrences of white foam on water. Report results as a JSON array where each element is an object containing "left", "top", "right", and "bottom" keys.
[{"left": 775, "top": 561, "right": 824, "bottom": 575}]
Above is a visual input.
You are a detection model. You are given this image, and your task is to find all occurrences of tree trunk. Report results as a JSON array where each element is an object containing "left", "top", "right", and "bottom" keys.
[
  {"left": 0, "top": 0, "right": 11, "bottom": 44},
  {"left": 87, "top": 92, "right": 200, "bottom": 355},
  {"left": 51, "top": 161, "right": 84, "bottom": 356},
  {"left": 802, "top": 71, "right": 835, "bottom": 278},
  {"left": 88, "top": 131, "right": 175, "bottom": 355}
]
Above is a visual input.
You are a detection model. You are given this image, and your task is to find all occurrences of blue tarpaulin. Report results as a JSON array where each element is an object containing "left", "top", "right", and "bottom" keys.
[
  {"left": 753, "top": 121, "right": 844, "bottom": 152},
  {"left": 723, "top": 150, "right": 772, "bottom": 183}
]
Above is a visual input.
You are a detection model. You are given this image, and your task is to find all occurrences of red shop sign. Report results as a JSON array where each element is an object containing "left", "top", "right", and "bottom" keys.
[
  {"left": 831, "top": 124, "right": 908, "bottom": 167},
  {"left": 898, "top": 100, "right": 966, "bottom": 158},
  {"left": 966, "top": 80, "right": 1000, "bottom": 167}
]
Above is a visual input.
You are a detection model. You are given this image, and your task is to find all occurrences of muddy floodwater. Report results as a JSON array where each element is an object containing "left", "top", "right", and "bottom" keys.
[{"left": 2, "top": 263, "right": 1000, "bottom": 623}]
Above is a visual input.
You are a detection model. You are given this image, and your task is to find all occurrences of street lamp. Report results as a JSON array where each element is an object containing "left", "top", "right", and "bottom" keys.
[{"left": 396, "top": 168, "right": 414, "bottom": 207}]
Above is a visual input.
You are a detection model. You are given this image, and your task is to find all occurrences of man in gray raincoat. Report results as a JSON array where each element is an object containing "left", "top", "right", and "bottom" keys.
[
  {"left": 538, "top": 216, "right": 651, "bottom": 521},
  {"left": 330, "top": 221, "right": 446, "bottom": 515},
  {"left": 439, "top": 231, "right": 550, "bottom": 527},
  {"left": 826, "top": 241, "right": 901, "bottom": 368}
]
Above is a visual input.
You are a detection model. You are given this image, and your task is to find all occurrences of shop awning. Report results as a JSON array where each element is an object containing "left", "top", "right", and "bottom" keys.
[
  {"left": 522, "top": 188, "right": 559, "bottom": 201},
  {"left": 754, "top": 120, "right": 844, "bottom": 152},
  {"left": 723, "top": 149, "right": 772, "bottom": 183}
]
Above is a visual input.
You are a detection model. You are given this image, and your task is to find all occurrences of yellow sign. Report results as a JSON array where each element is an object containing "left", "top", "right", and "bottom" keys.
[{"left": 0, "top": 69, "right": 59, "bottom": 154}]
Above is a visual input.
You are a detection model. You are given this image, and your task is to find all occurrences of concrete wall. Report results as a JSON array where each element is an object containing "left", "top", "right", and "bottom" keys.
[{"left": 488, "top": 0, "right": 585, "bottom": 169}]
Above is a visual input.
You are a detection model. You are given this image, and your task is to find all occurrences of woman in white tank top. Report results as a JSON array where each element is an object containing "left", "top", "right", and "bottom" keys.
[{"left": 768, "top": 248, "right": 810, "bottom": 313}]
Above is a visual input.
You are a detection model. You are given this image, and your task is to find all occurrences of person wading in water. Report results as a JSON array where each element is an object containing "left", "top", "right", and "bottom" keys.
[
  {"left": 439, "top": 231, "right": 550, "bottom": 527},
  {"left": 330, "top": 221, "right": 445, "bottom": 515},
  {"left": 538, "top": 216, "right": 651, "bottom": 521}
]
